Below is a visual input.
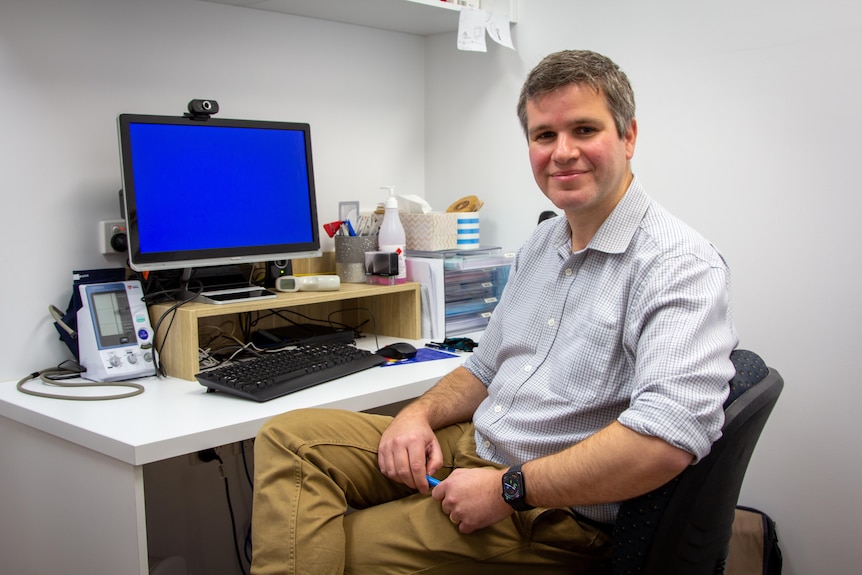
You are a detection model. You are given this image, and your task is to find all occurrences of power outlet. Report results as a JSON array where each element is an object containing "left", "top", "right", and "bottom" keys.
[{"left": 99, "top": 219, "right": 126, "bottom": 255}]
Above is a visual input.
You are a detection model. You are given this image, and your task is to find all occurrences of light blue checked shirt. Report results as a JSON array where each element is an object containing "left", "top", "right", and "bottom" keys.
[{"left": 463, "top": 177, "right": 738, "bottom": 523}]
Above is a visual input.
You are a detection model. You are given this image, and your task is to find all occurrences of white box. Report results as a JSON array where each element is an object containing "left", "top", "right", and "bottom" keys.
[{"left": 400, "top": 213, "right": 460, "bottom": 251}]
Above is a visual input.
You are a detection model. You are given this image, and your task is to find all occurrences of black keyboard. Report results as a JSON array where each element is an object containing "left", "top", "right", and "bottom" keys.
[{"left": 196, "top": 342, "right": 386, "bottom": 402}]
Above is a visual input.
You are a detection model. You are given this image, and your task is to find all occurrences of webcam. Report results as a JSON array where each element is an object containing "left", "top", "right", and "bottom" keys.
[{"left": 185, "top": 99, "right": 219, "bottom": 120}]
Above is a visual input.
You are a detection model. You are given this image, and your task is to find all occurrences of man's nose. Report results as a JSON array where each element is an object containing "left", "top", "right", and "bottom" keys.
[{"left": 552, "top": 134, "right": 579, "bottom": 162}]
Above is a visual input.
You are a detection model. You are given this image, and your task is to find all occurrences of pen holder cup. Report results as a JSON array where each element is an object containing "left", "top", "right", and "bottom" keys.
[{"left": 335, "top": 235, "right": 378, "bottom": 283}]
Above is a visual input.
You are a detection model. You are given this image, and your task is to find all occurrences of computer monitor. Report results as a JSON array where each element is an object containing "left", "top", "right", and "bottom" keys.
[{"left": 117, "top": 113, "right": 322, "bottom": 293}]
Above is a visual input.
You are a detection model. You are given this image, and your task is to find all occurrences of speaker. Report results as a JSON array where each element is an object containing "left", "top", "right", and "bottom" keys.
[{"left": 265, "top": 260, "right": 292, "bottom": 287}]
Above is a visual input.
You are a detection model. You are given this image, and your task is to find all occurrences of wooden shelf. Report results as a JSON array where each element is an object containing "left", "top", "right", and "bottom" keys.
[
  {"left": 149, "top": 281, "right": 421, "bottom": 381},
  {"left": 201, "top": 0, "right": 516, "bottom": 36}
]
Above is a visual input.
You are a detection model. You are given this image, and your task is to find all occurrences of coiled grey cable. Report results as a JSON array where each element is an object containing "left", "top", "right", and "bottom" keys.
[{"left": 16, "top": 367, "right": 145, "bottom": 401}]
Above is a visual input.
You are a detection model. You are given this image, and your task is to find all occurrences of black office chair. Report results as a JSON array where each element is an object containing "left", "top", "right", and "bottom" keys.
[
  {"left": 609, "top": 349, "right": 784, "bottom": 575},
  {"left": 538, "top": 210, "right": 558, "bottom": 224}
]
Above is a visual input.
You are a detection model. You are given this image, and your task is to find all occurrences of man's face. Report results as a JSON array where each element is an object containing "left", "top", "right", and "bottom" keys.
[{"left": 526, "top": 83, "right": 637, "bottom": 223}]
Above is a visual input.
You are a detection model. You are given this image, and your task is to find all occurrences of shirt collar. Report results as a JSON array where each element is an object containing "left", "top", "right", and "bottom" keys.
[
  {"left": 586, "top": 176, "right": 650, "bottom": 255},
  {"left": 549, "top": 176, "right": 651, "bottom": 258}
]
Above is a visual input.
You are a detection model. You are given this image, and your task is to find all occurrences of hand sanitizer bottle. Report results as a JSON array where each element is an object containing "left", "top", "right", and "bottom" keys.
[{"left": 377, "top": 186, "right": 407, "bottom": 284}]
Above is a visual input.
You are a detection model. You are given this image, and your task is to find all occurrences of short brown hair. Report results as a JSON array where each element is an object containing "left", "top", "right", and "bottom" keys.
[{"left": 517, "top": 50, "right": 636, "bottom": 139}]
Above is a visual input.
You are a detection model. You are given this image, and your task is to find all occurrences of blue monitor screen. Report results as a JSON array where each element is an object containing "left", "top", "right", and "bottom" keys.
[{"left": 118, "top": 113, "right": 321, "bottom": 272}]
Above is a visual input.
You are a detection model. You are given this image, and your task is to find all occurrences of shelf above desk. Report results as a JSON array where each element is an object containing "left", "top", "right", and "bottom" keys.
[{"left": 149, "top": 281, "right": 421, "bottom": 381}]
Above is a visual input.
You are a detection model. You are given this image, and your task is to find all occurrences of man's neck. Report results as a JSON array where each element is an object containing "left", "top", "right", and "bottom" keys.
[{"left": 566, "top": 172, "right": 634, "bottom": 252}]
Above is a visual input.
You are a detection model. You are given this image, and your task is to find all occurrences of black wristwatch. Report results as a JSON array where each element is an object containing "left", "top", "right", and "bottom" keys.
[{"left": 502, "top": 464, "right": 534, "bottom": 511}]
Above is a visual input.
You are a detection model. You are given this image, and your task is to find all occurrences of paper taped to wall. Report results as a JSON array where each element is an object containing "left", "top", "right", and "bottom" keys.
[{"left": 457, "top": 9, "right": 514, "bottom": 52}]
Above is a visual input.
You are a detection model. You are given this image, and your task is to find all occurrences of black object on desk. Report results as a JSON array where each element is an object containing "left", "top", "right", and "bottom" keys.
[
  {"left": 196, "top": 342, "right": 385, "bottom": 402},
  {"left": 251, "top": 324, "right": 355, "bottom": 349},
  {"left": 376, "top": 342, "right": 417, "bottom": 360}
]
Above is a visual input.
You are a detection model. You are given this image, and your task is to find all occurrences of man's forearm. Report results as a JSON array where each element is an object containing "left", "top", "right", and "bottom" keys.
[
  {"left": 399, "top": 366, "right": 487, "bottom": 429},
  {"left": 523, "top": 422, "right": 693, "bottom": 508}
]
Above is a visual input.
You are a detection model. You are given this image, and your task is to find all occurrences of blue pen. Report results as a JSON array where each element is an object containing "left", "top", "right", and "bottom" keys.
[
  {"left": 425, "top": 342, "right": 460, "bottom": 353},
  {"left": 345, "top": 219, "right": 357, "bottom": 236},
  {"left": 426, "top": 475, "right": 441, "bottom": 487}
]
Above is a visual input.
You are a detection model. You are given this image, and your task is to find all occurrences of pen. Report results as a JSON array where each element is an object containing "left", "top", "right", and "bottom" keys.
[
  {"left": 425, "top": 342, "right": 460, "bottom": 353},
  {"left": 426, "top": 475, "right": 441, "bottom": 487}
]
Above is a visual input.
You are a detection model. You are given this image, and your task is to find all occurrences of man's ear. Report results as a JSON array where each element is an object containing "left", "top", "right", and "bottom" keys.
[{"left": 625, "top": 118, "right": 638, "bottom": 160}]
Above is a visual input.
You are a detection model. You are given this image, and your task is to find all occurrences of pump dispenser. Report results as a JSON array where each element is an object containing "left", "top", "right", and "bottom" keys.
[{"left": 377, "top": 186, "right": 407, "bottom": 284}]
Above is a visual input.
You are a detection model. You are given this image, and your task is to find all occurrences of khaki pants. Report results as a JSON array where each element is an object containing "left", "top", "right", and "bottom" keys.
[{"left": 251, "top": 408, "right": 610, "bottom": 575}]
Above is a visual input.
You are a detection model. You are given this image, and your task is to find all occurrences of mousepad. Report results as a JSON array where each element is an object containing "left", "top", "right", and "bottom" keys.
[{"left": 379, "top": 346, "right": 460, "bottom": 367}]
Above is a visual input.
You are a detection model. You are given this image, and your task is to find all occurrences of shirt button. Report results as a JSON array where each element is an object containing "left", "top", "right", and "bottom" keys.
[
  {"left": 564, "top": 268, "right": 573, "bottom": 276},
  {"left": 483, "top": 440, "right": 491, "bottom": 448},
  {"left": 524, "top": 365, "right": 532, "bottom": 372},
  {"left": 494, "top": 405, "right": 502, "bottom": 413},
  {"left": 547, "top": 318, "right": 555, "bottom": 327}
]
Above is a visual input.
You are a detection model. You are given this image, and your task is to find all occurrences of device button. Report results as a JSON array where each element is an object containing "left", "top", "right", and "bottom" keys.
[{"left": 138, "top": 329, "right": 150, "bottom": 340}]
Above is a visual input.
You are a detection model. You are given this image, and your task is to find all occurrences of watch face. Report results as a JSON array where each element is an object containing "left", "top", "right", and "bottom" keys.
[{"left": 503, "top": 472, "right": 523, "bottom": 501}]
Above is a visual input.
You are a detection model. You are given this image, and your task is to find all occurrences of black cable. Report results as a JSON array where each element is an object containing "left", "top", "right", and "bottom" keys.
[
  {"left": 328, "top": 306, "right": 379, "bottom": 350},
  {"left": 150, "top": 287, "right": 201, "bottom": 377},
  {"left": 202, "top": 449, "right": 250, "bottom": 575},
  {"left": 240, "top": 441, "right": 254, "bottom": 566},
  {"left": 239, "top": 311, "right": 254, "bottom": 343},
  {"left": 241, "top": 440, "right": 254, "bottom": 488},
  {"left": 245, "top": 526, "right": 253, "bottom": 567},
  {"left": 220, "top": 467, "right": 249, "bottom": 575}
]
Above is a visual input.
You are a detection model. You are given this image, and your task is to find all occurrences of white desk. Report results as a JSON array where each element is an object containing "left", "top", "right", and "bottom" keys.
[{"left": 0, "top": 337, "right": 465, "bottom": 575}]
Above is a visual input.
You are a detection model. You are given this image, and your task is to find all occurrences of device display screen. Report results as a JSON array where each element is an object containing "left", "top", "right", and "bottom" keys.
[
  {"left": 90, "top": 288, "right": 136, "bottom": 348},
  {"left": 118, "top": 114, "right": 322, "bottom": 272}
]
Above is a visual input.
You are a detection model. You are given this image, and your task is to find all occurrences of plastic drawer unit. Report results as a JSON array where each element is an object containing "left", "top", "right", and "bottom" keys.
[{"left": 406, "top": 247, "right": 512, "bottom": 338}]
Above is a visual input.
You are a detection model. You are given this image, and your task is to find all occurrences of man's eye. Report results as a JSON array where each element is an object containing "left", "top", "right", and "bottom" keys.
[
  {"left": 576, "top": 126, "right": 597, "bottom": 135},
  {"left": 535, "top": 131, "right": 555, "bottom": 141}
]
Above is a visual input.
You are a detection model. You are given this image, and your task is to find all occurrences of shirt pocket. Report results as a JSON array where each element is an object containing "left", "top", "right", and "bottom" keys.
[{"left": 548, "top": 316, "right": 625, "bottom": 407}]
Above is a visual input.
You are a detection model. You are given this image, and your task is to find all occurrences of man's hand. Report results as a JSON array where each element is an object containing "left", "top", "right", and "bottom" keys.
[
  {"left": 377, "top": 366, "right": 489, "bottom": 492},
  {"left": 431, "top": 468, "right": 513, "bottom": 534},
  {"left": 378, "top": 411, "right": 443, "bottom": 491}
]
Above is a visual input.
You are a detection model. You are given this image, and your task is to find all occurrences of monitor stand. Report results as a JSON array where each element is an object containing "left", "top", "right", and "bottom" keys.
[{"left": 179, "top": 266, "right": 277, "bottom": 305}]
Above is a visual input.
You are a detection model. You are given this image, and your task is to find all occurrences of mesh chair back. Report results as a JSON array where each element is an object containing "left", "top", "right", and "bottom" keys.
[{"left": 610, "top": 350, "right": 783, "bottom": 575}]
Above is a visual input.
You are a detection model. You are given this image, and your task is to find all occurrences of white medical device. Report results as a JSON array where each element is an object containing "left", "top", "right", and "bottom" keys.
[
  {"left": 76, "top": 280, "right": 156, "bottom": 382},
  {"left": 274, "top": 275, "right": 341, "bottom": 292}
]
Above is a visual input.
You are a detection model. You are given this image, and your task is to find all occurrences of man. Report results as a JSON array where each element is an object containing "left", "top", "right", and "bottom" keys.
[{"left": 251, "top": 50, "right": 738, "bottom": 574}]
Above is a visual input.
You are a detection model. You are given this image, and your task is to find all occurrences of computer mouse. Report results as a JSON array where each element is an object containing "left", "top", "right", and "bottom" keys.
[{"left": 376, "top": 342, "right": 417, "bottom": 360}]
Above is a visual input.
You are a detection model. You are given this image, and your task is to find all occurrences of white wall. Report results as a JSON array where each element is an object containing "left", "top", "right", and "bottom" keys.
[
  {"left": 2, "top": 0, "right": 861, "bottom": 573},
  {"left": 424, "top": 1, "right": 862, "bottom": 573},
  {"left": 0, "top": 0, "right": 426, "bottom": 378}
]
